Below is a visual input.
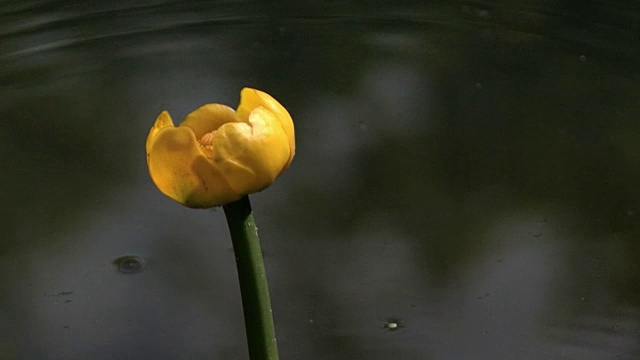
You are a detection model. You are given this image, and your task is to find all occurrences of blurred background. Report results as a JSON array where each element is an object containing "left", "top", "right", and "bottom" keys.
[{"left": 2, "top": 1, "right": 639, "bottom": 359}]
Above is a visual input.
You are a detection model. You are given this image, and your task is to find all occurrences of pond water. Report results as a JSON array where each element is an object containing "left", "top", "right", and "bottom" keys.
[{"left": 2, "top": 2, "right": 640, "bottom": 359}]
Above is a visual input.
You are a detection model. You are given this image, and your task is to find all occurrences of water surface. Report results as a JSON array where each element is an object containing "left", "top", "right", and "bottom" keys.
[{"left": 2, "top": 2, "right": 639, "bottom": 359}]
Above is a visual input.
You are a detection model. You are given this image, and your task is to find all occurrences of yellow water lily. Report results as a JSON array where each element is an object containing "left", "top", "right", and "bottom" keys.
[{"left": 146, "top": 88, "right": 295, "bottom": 208}]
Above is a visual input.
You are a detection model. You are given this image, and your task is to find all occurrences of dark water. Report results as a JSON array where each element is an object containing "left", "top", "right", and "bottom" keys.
[{"left": 3, "top": 2, "right": 640, "bottom": 359}]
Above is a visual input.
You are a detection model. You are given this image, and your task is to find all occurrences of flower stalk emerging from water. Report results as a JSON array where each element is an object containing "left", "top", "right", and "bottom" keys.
[{"left": 224, "top": 196, "right": 279, "bottom": 360}]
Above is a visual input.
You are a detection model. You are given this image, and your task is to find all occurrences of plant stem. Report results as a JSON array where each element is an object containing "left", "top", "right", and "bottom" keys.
[{"left": 223, "top": 195, "right": 279, "bottom": 360}]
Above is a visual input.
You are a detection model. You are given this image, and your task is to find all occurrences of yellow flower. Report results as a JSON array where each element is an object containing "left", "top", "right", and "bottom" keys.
[{"left": 146, "top": 88, "right": 295, "bottom": 208}]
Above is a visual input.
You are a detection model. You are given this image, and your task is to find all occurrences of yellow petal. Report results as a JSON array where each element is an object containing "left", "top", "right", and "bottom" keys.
[
  {"left": 237, "top": 88, "right": 295, "bottom": 166},
  {"left": 146, "top": 111, "right": 174, "bottom": 154},
  {"left": 179, "top": 104, "right": 238, "bottom": 139},
  {"left": 211, "top": 106, "right": 290, "bottom": 195},
  {"left": 146, "top": 88, "right": 295, "bottom": 208},
  {"left": 146, "top": 112, "right": 241, "bottom": 208}
]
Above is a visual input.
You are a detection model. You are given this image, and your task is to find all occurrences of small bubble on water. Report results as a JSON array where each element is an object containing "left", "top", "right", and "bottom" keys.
[
  {"left": 383, "top": 318, "right": 403, "bottom": 331},
  {"left": 475, "top": 8, "right": 489, "bottom": 17},
  {"left": 113, "top": 255, "right": 146, "bottom": 274}
]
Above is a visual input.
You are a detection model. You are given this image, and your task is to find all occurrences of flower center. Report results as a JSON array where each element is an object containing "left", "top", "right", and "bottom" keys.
[{"left": 198, "top": 131, "right": 216, "bottom": 158}]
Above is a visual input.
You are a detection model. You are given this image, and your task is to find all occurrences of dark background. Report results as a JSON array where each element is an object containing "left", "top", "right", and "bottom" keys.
[{"left": 2, "top": 1, "right": 639, "bottom": 359}]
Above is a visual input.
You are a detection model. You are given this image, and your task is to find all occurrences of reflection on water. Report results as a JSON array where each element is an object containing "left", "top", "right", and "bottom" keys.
[{"left": 2, "top": 1, "right": 639, "bottom": 359}]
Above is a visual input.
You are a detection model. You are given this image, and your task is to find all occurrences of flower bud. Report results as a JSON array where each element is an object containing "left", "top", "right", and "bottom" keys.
[{"left": 146, "top": 88, "right": 295, "bottom": 208}]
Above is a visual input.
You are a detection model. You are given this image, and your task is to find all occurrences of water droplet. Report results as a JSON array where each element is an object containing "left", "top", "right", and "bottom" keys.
[
  {"left": 383, "top": 318, "right": 403, "bottom": 331},
  {"left": 113, "top": 255, "right": 146, "bottom": 274}
]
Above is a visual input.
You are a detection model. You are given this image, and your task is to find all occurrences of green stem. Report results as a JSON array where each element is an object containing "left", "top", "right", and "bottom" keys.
[{"left": 223, "top": 195, "right": 279, "bottom": 360}]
